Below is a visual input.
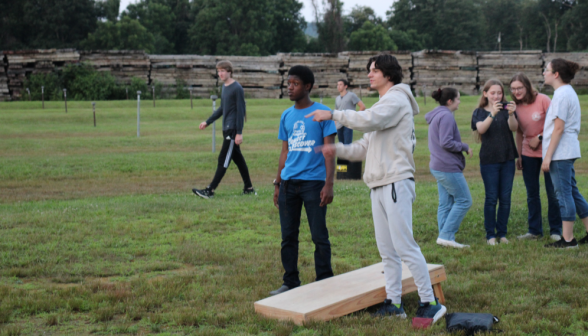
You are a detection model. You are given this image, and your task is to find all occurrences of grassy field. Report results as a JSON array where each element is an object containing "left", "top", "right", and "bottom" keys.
[{"left": 1, "top": 95, "right": 588, "bottom": 335}]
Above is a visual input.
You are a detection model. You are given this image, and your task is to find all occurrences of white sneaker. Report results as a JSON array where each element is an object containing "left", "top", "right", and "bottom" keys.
[
  {"left": 550, "top": 234, "right": 562, "bottom": 241},
  {"left": 500, "top": 237, "right": 509, "bottom": 244},
  {"left": 518, "top": 233, "right": 539, "bottom": 240},
  {"left": 436, "top": 238, "right": 470, "bottom": 248},
  {"left": 487, "top": 238, "right": 496, "bottom": 245}
]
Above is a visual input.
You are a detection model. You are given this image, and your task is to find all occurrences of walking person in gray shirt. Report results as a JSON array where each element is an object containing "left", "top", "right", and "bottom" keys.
[
  {"left": 335, "top": 79, "right": 365, "bottom": 144},
  {"left": 193, "top": 61, "right": 256, "bottom": 199}
]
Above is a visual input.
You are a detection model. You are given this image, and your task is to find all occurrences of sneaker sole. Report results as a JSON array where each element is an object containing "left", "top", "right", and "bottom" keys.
[
  {"left": 432, "top": 305, "right": 447, "bottom": 324},
  {"left": 193, "top": 191, "right": 212, "bottom": 199}
]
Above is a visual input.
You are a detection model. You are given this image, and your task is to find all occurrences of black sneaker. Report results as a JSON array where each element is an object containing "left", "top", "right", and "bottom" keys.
[
  {"left": 544, "top": 237, "right": 578, "bottom": 248},
  {"left": 578, "top": 233, "right": 588, "bottom": 245},
  {"left": 372, "top": 299, "right": 407, "bottom": 318},
  {"left": 192, "top": 187, "right": 214, "bottom": 199},
  {"left": 269, "top": 285, "right": 290, "bottom": 296},
  {"left": 415, "top": 298, "right": 446, "bottom": 324},
  {"left": 243, "top": 187, "right": 257, "bottom": 196}
]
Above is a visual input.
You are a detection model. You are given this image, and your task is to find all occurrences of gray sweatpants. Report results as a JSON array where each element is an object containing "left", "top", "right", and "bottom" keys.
[{"left": 371, "top": 179, "right": 435, "bottom": 304}]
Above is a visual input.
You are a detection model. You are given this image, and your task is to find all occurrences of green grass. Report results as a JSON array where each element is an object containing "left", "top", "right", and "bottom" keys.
[{"left": 1, "top": 96, "right": 588, "bottom": 335}]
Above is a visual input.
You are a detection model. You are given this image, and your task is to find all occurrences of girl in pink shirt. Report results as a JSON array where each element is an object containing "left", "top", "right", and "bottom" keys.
[{"left": 511, "top": 72, "right": 562, "bottom": 240}]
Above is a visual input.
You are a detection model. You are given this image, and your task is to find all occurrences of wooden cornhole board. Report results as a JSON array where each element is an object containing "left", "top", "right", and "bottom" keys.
[{"left": 254, "top": 262, "right": 446, "bottom": 325}]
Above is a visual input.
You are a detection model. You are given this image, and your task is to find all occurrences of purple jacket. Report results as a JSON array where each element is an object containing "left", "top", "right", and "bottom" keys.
[{"left": 425, "top": 106, "right": 469, "bottom": 173}]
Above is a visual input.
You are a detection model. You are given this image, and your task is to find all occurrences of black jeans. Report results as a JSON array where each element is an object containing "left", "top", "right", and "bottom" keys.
[
  {"left": 278, "top": 180, "right": 333, "bottom": 288},
  {"left": 209, "top": 129, "right": 252, "bottom": 190},
  {"left": 521, "top": 155, "right": 562, "bottom": 236}
]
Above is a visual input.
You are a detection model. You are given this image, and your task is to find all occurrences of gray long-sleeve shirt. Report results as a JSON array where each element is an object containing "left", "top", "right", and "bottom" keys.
[{"left": 205, "top": 81, "right": 246, "bottom": 134}]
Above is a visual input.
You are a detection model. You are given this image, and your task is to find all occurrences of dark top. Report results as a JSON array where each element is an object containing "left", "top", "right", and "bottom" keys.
[
  {"left": 471, "top": 108, "right": 517, "bottom": 165},
  {"left": 205, "top": 81, "right": 246, "bottom": 134}
]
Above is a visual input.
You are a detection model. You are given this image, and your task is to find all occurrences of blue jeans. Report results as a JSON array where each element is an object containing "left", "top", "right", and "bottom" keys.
[
  {"left": 480, "top": 160, "right": 515, "bottom": 239},
  {"left": 278, "top": 180, "right": 333, "bottom": 288},
  {"left": 549, "top": 159, "right": 588, "bottom": 222},
  {"left": 430, "top": 169, "right": 472, "bottom": 241},
  {"left": 337, "top": 126, "right": 353, "bottom": 144},
  {"left": 521, "top": 155, "right": 562, "bottom": 236}
]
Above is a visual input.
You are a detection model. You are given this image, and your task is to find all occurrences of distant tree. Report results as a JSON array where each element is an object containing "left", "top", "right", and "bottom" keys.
[
  {"left": 348, "top": 21, "right": 396, "bottom": 51},
  {"left": 96, "top": 0, "right": 120, "bottom": 22},
  {"left": 189, "top": 0, "right": 306, "bottom": 55},
  {"left": 389, "top": 29, "right": 428, "bottom": 51},
  {"left": 81, "top": 16, "right": 155, "bottom": 52},
  {"left": 272, "top": 0, "right": 308, "bottom": 53},
  {"left": 122, "top": 0, "right": 192, "bottom": 54},
  {"left": 0, "top": 0, "right": 98, "bottom": 49},
  {"left": 563, "top": 0, "right": 588, "bottom": 51},
  {"left": 387, "top": 0, "right": 484, "bottom": 50},
  {"left": 312, "top": 0, "right": 346, "bottom": 53},
  {"left": 344, "top": 6, "right": 383, "bottom": 37}
]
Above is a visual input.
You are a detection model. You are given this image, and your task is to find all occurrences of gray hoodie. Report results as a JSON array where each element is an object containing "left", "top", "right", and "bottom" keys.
[
  {"left": 424, "top": 106, "right": 469, "bottom": 173},
  {"left": 332, "top": 83, "right": 419, "bottom": 188}
]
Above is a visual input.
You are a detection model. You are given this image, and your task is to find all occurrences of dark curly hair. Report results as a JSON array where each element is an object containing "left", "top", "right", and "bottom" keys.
[
  {"left": 366, "top": 54, "right": 403, "bottom": 85},
  {"left": 288, "top": 65, "right": 315, "bottom": 93}
]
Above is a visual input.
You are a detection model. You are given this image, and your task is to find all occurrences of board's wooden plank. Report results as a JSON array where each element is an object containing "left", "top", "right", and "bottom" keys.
[{"left": 254, "top": 262, "right": 445, "bottom": 325}]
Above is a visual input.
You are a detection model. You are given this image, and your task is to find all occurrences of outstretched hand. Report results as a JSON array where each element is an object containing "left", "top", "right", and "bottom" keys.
[
  {"left": 305, "top": 110, "right": 332, "bottom": 122},
  {"left": 199, "top": 122, "right": 207, "bottom": 130}
]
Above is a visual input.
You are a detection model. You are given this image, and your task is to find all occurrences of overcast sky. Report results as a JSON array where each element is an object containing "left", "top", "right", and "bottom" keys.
[{"left": 118, "top": 0, "right": 394, "bottom": 22}]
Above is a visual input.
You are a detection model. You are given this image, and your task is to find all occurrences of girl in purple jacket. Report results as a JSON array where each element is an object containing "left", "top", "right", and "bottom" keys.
[{"left": 425, "top": 88, "right": 473, "bottom": 248}]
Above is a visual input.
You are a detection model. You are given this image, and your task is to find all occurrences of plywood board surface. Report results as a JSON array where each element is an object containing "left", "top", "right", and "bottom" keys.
[{"left": 255, "top": 262, "right": 445, "bottom": 325}]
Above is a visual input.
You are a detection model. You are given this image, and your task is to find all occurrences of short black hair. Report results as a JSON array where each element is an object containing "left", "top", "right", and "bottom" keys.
[
  {"left": 288, "top": 65, "right": 315, "bottom": 93},
  {"left": 366, "top": 54, "right": 403, "bottom": 85},
  {"left": 338, "top": 78, "right": 349, "bottom": 87}
]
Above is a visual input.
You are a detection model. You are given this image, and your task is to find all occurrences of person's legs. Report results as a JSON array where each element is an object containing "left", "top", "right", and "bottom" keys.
[
  {"left": 381, "top": 180, "right": 435, "bottom": 303},
  {"left": 544, "top": 169, "right": 563, "bottom": 236},
  {"left": 569, "top": 163, "right": 588, "bottom": 230},
  {"left": 521, "top": 156, "right": 543, "bottom": 236},
  {"left": 480, "top": 164, "right": 500, "bottom": 240},
  {"left": 208, "top": 131, "right": 233, "bottom": 190},
  {"left": 278, "top": 181, "right": 304, "bottom": 288},
  {"left": 371, "top": 186, "right": 403, "bottom": 304},
  {"left": 229, "top": 142, "right": 253, "bottom": 189},
  {"left": 343, "top": 127, "right": 353, "bottom": 145},
  {"left": 301, "top": 180, "right": 333, "bottom": 282},
  {"left": 550, "top": 160, "right": 576, "bottom": 240},
  {"left": 435, "top": 171, "right": 472, "bottom": 241},
  {"left": 496, "top": 160, "right": 515, "bottom": 239},
  {"left": 430, "top": 169, "right": 453, "bottom": 236},
  {"left": 337, "top": 127, "right": 345, "bottom": 144}
]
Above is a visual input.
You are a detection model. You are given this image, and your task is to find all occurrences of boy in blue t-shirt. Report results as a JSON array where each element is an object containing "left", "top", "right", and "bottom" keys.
[{"left": 269, "top": 65, "right": 337, "bottom": 296}]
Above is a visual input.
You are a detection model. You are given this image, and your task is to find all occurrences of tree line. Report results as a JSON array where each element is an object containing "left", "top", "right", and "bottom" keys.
[{"left": 1, "top": 0, "right": 587, "bottom": 55}]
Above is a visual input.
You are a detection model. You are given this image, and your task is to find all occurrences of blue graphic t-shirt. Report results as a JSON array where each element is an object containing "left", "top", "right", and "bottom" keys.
[{"left": 279, "top": 102, "right": 337, "bottom": 181}]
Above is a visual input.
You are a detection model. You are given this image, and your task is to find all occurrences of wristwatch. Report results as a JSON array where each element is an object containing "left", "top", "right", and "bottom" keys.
[
  {"left": 538, "top": 135, "right": 543, "bottom": 141},
  {"left": 273, "top": 179, "right": 281, "bottom": 187},
  {"left": 330, "top": 110, "right": 334, "bottom": 120}
]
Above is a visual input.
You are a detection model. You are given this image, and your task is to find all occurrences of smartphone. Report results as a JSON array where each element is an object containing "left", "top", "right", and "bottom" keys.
[{"left": 502, "top": 102, "right": 509, "bottom": 109}]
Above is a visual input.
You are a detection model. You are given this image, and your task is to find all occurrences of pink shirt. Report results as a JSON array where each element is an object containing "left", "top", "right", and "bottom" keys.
[{"left": 516, "top": 93, "right": 551, "bottom": 158}]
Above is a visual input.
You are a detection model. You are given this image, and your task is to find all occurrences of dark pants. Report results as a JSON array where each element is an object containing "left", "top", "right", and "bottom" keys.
[
  {"left": 337, "top": 126, "right": 353, "bottom": 144},
  {"left": 521, "top": 155, "right": 562, "bottom": 236},
  {"left": 480, "top": 160, "right": 515, "bottom": 239},
  {"left": 278, "top": 180, "right": 333, "bottom": 288},
  {"left": 209, "top": 130, "right": 252, "bottom": 190}
]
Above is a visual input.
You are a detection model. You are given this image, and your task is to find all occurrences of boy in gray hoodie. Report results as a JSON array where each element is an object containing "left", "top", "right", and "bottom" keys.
[{"left": 307, "top": 54, "right": 446, "bottom": 323}]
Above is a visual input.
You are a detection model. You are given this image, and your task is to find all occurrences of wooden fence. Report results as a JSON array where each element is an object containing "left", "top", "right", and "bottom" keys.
[{"left": 1, "top": 49, "right": 587, "bottom": 101}]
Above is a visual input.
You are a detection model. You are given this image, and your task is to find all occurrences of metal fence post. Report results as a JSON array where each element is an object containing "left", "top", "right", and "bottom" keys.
[
  {"left": 63, "top": 89, "right": 67, "bottom": 113},
  {"left": 190, "top": 88, "right": 193, "bottom": 109},
  {"left": 126, "top": 87, "right": 129, "bottom": 100},
  {"left": 137, "top": 91, "right": 141, "bottom": 137},
  {"left": 92, "top": 102, "right": 96, "bottom": 127},
  {"left": 152, "top": 85, "right": 155, "bottom": 107},
  {"left": 41, "top": 86, "right": 45, "bottom": 109},
  {"left": 211, "top": 95, "right": 218, "bottom": 153},
  {"left": 26, "top": 88, "right": 31, "bottom": 101}
]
